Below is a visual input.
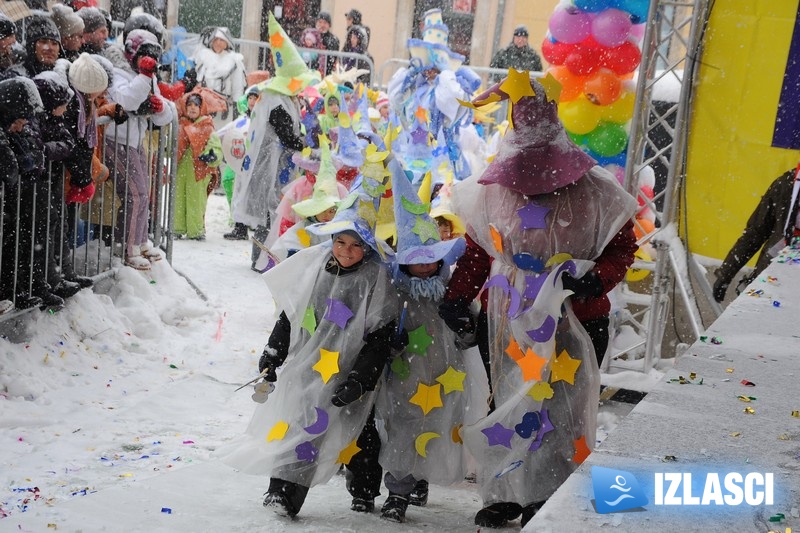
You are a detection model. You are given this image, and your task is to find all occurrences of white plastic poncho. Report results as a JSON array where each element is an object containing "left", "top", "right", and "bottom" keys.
[
  {"left": 452, "top": 167, "right": 637, "bottom": 507},
  {"left": 232, "top": 90, "right": 300, "bottom": 229},
  {"left": 375, "top": 277, "right": 488, "bottom": 487},
  {"left": 222, "top": 244, "right": 398, "bottom": 488}
]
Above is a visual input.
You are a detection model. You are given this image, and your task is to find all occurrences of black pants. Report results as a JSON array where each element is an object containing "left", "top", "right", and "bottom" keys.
[
  {"left": 267, "top": 410, "right": 382, "bottom": 514},
  {"left": 1, "top": 180, "right": 49, "bottom": 300}
]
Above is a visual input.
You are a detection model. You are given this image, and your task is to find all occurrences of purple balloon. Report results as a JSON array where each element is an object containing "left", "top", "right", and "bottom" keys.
[
  {"left": 549, "top": 6, "right": 593, "bottom": 45},
  {"left": 591, "top": 8, "right": 633, "bottom": 47}
]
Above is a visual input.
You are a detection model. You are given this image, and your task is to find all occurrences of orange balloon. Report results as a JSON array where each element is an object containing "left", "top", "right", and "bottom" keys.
[
  {"left": 633, "top": 218, "right": 655, "bottom": 240},
  {"left": 584, "top": 68, "right": 622, "bottom": 106},
  {"left": 549, "top": 66, "right": 586, "bottom": 102}
]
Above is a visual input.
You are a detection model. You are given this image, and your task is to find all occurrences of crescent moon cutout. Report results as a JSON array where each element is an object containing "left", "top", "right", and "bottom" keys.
[
  {"left": 414, "top": 431, "right": 441, "bottom": 457},
  {"left": 303, "top": 406, "right": 329, "bottom": 435}
]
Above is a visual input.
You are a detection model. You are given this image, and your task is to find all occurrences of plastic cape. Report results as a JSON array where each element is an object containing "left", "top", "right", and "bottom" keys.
[
  {"left": 452, "top": 166, "right": 637, "bottom": 506},
  {"left": 220, "top": 245, "right": 398, "bottom": 487}
]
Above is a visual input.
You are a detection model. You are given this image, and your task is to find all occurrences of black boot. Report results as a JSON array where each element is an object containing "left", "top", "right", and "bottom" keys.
[
  {"left": 409, "top": 479, "right": 428, "bottom": 507},
  {"left": 13, "top": 293, "right": 42, "bottom": 310},
  {"left": 520, "top": 501, "right": 546, "bottom": 528},
  {"left": 223, "top": 222, "right": 248, "bottom": 240},
  {"left": 474, "top": 502, "right": 522, "bottom": 528},
  {"left": 35, "top": 290, "right": 64, "bottom": 311},
  {"left": 51, "top": 280, "right": 82, "bottom": 299},
  {"left": 263, "top": 478, "right": 308, "bottom": 518},
  {"left": 380, "top": 493, "right": 409, "bottom": 523},
  {"left": 350, "top": 497, "right": 374, "bottom": 513},
  {"left": 65, "top": 275, "right": 94, "bottom": 289}
]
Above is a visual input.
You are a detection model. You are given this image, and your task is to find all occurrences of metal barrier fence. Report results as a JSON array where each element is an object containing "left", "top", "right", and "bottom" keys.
[{"left": 0, "top": 101, "right": 178, "bottom": 322}]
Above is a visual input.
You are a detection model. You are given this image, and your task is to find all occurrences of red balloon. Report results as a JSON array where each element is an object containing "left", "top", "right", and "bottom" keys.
[
  {"left": 601, "top": 40, "right": 642, "bottom": 75},
  {"left": 564, "top": 44, "right": 602, "bottom": 76},
  {"left": 541, "top": 38, "right": 573, "bottom": 66}
]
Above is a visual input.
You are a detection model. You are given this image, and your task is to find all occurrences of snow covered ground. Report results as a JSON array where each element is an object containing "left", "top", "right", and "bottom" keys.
[{"left": 0, "top": 194, "right": 668, "bottom": 532}]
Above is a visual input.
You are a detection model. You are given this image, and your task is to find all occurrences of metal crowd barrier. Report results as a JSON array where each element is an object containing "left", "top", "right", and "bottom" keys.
[{"left": 0, "top": 101, "right": 178, "bottom": 323}]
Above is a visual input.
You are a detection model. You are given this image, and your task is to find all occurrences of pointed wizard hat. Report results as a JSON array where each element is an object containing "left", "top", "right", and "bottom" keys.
[
  {"left": 292, "top": 136, "right": 345, "bottom": 218},
  {"left": 264, "top": 12, "right": 321, "bottom": 96}
]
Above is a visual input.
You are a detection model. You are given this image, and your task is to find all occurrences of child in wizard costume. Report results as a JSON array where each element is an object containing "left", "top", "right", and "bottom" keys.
[
  {"left": 439, "top": 72, "right": 638, "bottom": 528},
  {"left": 221, "top": 153, "right": 399, "bottom": 518},
  {"left": 372, "top": 157, "right": 488, "bottom": 523},
  {"left": 231, "top": 13, "right": 320, "bottom": 270}
]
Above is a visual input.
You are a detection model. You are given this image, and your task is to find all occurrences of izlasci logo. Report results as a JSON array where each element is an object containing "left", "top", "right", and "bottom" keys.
[{"left": 591, "top": 466, "right": 649, "bottom": 514}]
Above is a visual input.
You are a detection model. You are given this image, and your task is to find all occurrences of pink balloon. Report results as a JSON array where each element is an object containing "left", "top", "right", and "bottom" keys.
[
  {"left": 549, "top": 6, "right": 593, "bottom": 44},
  {"left": 591, "top": 8, "right": 633, "bottom": 47},
  {"left": 630, "top": 22, "right": 646, "bottom": 41}
]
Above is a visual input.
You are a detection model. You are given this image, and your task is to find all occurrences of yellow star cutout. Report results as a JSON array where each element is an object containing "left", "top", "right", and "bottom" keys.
[
  {"left": 414, "top": 105, "right": 429, "bottom": 123},
  {"left": 505, "top": 336, "right": 524, "bottom": 361},
  {"left": 539, "top": 71, "right": 563, "bottom": 104},
  {"left": 364, "top": 142, "right": 389, "bottom": 163},
  {"left": 384, "top": 125, "right": 401, "bottom": 148},
  {"left": 336, "top": 439, "right": 362, "bottom": 464},
  {"left": 318, "top": 132, "right": 331, "bottom": 147},
  {"left": 269, "top": 32, "right": 284, "bottom": 49},
  {"left": 357, "top": 199, "right": 378, "bottom": 225},
  {"left": 500, "top": 68, "right": 536, "bottom": 104},
  {"left": 527, "top": 381, "right": 555, "bottom": 401},
  {"left": 409, "top": 382, "right": 443, "bottom": 415},
  {"left": 550, "top": 349, "right": 581, "bottom": 385},
  {"left": 296, "top": 228, "right": 311, "bottom": 248},
  {"left": 338, "top": 111, "right": 351, "bottom": 128},
  {"left": 312, "top": 348, "right": 340, "bottom": 383},
  {"left": 516, "top": 347, "right": 549, "bottom": 382},
  {"left": 287, "top": 77, "right": 303, "bottom": 94},
  {"left": 266, "top": 421, "right": 289, "bottom": 442},
  {"left": 436, "top": 366, "right": 466, "bottom": 394}
]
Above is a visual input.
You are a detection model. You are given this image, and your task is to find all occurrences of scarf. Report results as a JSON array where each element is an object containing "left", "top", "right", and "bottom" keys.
[{"left": 75, "top": 91, "right": 98, "bottom": 148}]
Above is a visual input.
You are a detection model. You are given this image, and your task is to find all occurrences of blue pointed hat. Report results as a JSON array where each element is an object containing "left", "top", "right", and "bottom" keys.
[
  {"left": 334, "top": 111, "right": 366, "bottom": 168},
  {"left": 390, "top": 157, "right": 465, "bottom": 267}
]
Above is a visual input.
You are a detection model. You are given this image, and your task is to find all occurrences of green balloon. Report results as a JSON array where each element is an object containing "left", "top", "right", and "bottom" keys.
[
  {"left": 567, "top": 130, "right": 587, "bottom": 146},
  {"left": 587, "top": 122, "right": 628, "bottom": 157}
]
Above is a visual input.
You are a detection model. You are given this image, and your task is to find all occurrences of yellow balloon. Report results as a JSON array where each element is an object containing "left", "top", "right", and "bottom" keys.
[
  {"left": 625, "top": 248, "right": 652, "bottom": 282},
  {"left": 558, "top": 96, "right": 601, "bottom": 135},
  {"left": 602, "top": 91, "right": 635, "bottom": 124},
  {"left": 414, "top": 431, "right": 441, "bottom": 458}
]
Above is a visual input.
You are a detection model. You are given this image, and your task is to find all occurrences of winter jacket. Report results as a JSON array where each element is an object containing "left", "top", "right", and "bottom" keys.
[
  {"left": 193, "top": 46, "right": 246, "bottom": 103},
  {"left": 319, "top": 30, "right": 339, "bottom": 75},
  {"left": 489, "top": 43, "right": 543, "bottom": 81},
  {"left": 178, "top": 115, "right": 221, "bottom": 180},
  {"left": 341, "top": 25, "right": 372, "bottom": 84},
  {"left": 444, "top": 219, "right": 637, "bottom": 322},
  {"left": 716, "top": 169, "right": 798, "bottom": 285},
  {"left": 0, "top": 129, "right": 20, "bottom": 189},
  {"left": 106, "top": 67, "right": 173, "bottom": 147}
]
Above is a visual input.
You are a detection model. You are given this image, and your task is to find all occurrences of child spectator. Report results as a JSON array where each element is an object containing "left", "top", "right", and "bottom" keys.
[
  {"left": 173, "top": 91, "right": 223, "bottom": 240},
  {"left": 299, "top": 27, "right": 325, "bottom": 77},
  {"left": 192, "top": 26, "right": 246, "bottom": 127}
]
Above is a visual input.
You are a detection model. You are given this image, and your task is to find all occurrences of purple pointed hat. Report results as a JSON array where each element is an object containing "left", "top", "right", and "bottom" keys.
[{"left": 475, "top": 75, "right": 596, "bottom": 196}]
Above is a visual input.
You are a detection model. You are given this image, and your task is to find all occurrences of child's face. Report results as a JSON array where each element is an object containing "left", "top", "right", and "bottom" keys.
[
  {"left": 186, "top": 102, "right": 200, "bottom": 120},
  {"left": 8, "top": 118, "right": 26, "bottom": 132},
  {"left": 327, "top": 100, "right": 339, "bottom": 115},
  {"left": 211, "top": 38, "right": 228, "bottom": 54},
  {"left": 315, "top": 206, "right": 337, "bottom": 223},
  {"left": 52, "top": 103, "right": 68, "bottom": 117},
  {"left": 247, "top": 94, "right": 258, "bottom": 111},
  {"left": 437, "top": 219, "right": 453, "bottom": 241},
  {"left": 332, "top": 233, "right": 365, "bottom": 267},
  {"left": 408, "top": 262, "right": 438, "bottom": 279},
  {"left": 379, "top": 104, "right": 389, "bottom": 119}
]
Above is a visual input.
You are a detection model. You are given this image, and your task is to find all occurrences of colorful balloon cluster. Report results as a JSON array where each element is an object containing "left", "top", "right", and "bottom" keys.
[
  {"left": 542, "top": 0, "right": 648, "bottom": 167},
  {"left": 542, "top": 0, "right": 652, "bottom": 280}
]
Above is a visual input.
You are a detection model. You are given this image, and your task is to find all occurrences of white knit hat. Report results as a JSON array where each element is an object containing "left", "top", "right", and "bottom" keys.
[{"left": 69, "top": 53, "right": 109, "bottom": 94}]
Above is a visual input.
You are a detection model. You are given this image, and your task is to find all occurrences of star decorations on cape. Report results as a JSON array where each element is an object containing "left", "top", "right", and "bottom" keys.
[
  {"left": 414, "top": 105, "right": 429, "bottom": 123},
  {"left": 500, "top": 68, "right": 536, "bottom": 104},
  {"left": 409, "top": 123, "right": 429, "bottom": 145},
  {"left": 323, "top": 298, "right": 353, "bottom": 329},
  {"left": 481, "top": 422, "right": 515, "bottom": 449},
  {"left": 412, "top": 217, "right": 440, "bottom": 244},
  {"left": 550, "top": 349, "right": 581, "bottom": 385},
  {"left": 296, "top": 228, "right": 311, "bottom": 248},
  {"left": 312, "top": 348, "right": 340, "bottom": 383},
  {"left": 505, "top": 337, "right": 525, "bottom": 362},
  {"left": 287, "top": 77, "right": 303, "bottom": 94},
  {"left": 517, "top": 202, "right": 550, "bottom": 230},
  {"left": 267, "top": 420, "right": 289, "bottom": 442},
  {"left": 364, "top": 142, "right": 389, "bottom": 163},
  {"left": 295, "top": 441, "right": 319, "bottom": 462},
  {"left": 436, "top": 366, "right": 466, "bottom": 394},
  {"left": 527, "top": 315, "right": 556, "bottom": 343},
  {"left": 516, "top": 347, "right": 549, "bottom": 382},
  {"left": 539, "top": 71, "right": 563, "bottom": 103},
  {"left": 572, "top": 435, "right": 591, "bottom": 464},
  {"left": 301, "top": 306, "right": 316, "bottom": 334},
  {"left": 409, "top": 382, "right": 443, "bottom": 415},
  {"left": 489, "top": 224, "right": 503, "bottom": 253},
  {"left": 406, "top": 325, "right": 434, "bottom": 355},
  {"left": 336, "top": 439, "right": 362, "bottom": 465},
  {"left": 528, "top": 408, "right": 554, "bottom": 451},
  {"left": 527, "top": 381, "right": 555, "bottom": 401}
]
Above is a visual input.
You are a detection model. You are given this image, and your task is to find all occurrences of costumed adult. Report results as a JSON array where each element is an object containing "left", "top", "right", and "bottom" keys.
[
  {"left": 386, "top": 8, "right": 480, "bottom": 186},
  {"left": 439, "top": 72, "right": 637, "bottom": 528},
  {"left": 713, "top": 165, "right": 800, "bottom": 302},
  {"left": 192, "top": 26, "right": 246, "bottom": 128},
  {"left": 230, "top": 12, "right": 319, "bottom": 271}
]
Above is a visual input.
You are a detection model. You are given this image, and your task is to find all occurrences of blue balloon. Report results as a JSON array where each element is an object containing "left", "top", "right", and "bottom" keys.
[
  {"left": 574, "top": 0, "right": 611, "bottom": 13},
  {"left": 613, "top": 0, "right": 650, "bottom": 24}
]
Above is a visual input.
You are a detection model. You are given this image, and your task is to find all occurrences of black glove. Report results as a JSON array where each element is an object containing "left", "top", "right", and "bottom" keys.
[
  {"left": 112, "top": 103, "right": 128, "bottom": 125},
  {"left": 182, "top": 67, "right": 198, "bottom": 92},
  {"left": 712, "top": 278, "right": 729, "bottom": 303},
  {"left": 198, "top": 150, "right": 217, "bottom": 164},
  {"left": 390, "top": 328, "right": 408, "bottom": 356},
  {"left": 136, "top": 97, "right": 155, "bottom": 116},
  {"left": 438, "top": 299, "right": 475, "bottom": 336},
  {"left": 561, "top": 271, "right": 604, "bottom": 299},
  {"left": 258, "top": 346, "right": 280, "bottom": 382},
  {"left": 331, "top": 377, "right": 364, "bottom": 407}
]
